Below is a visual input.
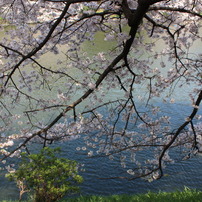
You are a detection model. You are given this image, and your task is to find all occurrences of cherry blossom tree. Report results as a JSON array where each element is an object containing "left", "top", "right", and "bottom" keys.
[{"left": 0, "top": 0, "right": 201, "bottom": 180}]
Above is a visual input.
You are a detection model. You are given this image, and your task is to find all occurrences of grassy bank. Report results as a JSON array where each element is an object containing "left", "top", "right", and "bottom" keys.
[
  {"left": 65, "top": 189, "right": 202, "bottom": 202},
  {"left": 2, "top": 188, "right": 202, "bottom": 202}
]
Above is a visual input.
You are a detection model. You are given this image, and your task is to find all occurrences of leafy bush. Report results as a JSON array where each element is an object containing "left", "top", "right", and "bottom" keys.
[{"left": 6, "top": 147, "right": 83, "bottom": 202}]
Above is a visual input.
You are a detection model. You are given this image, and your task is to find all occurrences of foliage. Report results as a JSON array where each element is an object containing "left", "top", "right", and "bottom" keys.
[
  {"left": 6, "top": 147, "right": 83, "bottom": 202},
  {"left": 64, "top": 188, "right": 202, "bottom": 202},
  {"left": 0, "top": 188, "right": 202, "bottom": 202},
  {"left": 0, "top": 0, "right": 201, "bottom": 182}
]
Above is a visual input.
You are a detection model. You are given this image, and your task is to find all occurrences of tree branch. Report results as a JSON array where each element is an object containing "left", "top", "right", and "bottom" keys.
[
  {"left": 4, "top": 2, "right": 71, "bottom": 87},
  {"left": 149, "top": 6, "right": 202, "bottom": 18},
  {"left": 158, "top": 90, "right": 202, "bottom": 177}
]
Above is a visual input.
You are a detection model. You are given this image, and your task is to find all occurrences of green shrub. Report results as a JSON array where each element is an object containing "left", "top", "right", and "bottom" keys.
[{"left": 6, "top": 147, "right": 83, "bottom": 202}]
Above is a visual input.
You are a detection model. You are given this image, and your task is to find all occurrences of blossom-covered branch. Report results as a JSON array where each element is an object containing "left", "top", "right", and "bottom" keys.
[{"left": 0, "top": 0, "right": 201, "bottom": 181}]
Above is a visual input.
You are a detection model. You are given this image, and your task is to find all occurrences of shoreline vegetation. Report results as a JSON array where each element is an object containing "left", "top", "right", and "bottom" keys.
[{"left": 1, "top": 188, "right": 202, "bottom": 202}]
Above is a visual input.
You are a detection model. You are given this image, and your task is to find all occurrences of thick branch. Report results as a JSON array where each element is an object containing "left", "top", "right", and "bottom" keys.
[
  {"left": 158, "top": 90, "right": 202, "bottom": 177},
  {"left": 149, "top": 6, "right": 202, "bottom": 18},
  {"left": 1, "top": 0, "right": 152, "bottom": 160},
  {"left": 4, "top": 2, "right": 71, "bottom": 87}
]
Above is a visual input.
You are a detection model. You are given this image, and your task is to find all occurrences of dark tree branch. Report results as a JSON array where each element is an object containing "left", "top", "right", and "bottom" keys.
[
  {"left": 3, "top": 2, "right": 71, "bottom": 87},
  {"left": 1, "top": 0, "right": 152, "bottom": 160},
  {"left": 158, "top": 90, "right": 202, "bottom": 177},
  {"left": 149, "top": 6, "right": 202, "bottom": 18}
]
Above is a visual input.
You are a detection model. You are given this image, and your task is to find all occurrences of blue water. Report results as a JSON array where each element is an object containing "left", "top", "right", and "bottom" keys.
[
  {"left": 0, "top": 101, "right": 202, "bottom": 200},
  {"left": 1, "top": 150, "right": 202, "bottom": 200},
  {"left": 60, "top": 141, "right": 202, "bottom": 196}
]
